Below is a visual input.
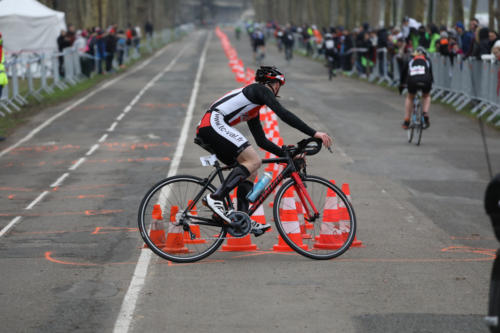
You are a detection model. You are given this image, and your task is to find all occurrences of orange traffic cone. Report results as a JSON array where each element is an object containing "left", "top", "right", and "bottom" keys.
[
  {"left": 313, "top": 180, "right": 345, "bottom": 249},
  {"left": 273, "top": 188, "right": 308, "bottom": 251},
  {"left": 251, "top": 198, "right": 272, "bottom": 233},
  {"left": 163, "top": 205, "right": 189, "bottom": 253},
  {"left": 145, "top": 204, "right": 167, "bottom": 248},
  {"left": 184, "top": 200, "right": 206, "bottom": 244},
  {"left": 295, "top": 199, "right": 312, "bottom": 239},
  {"left": 222, "top": 189, "right": 258, "bottom": 251},
  {"left": 340, "top": 183, "right": 363, "bottom": 247}
]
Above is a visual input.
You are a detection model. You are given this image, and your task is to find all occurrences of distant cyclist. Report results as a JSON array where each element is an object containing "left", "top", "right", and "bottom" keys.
[
  {"left": 282, "top": 24, "right": 295, "bottom": 62},
  {"left": 322, "top": 32, "right": 337, "bottom": 78},
  {"left": 399, "top": 46, "right": 433, "bottom": 129},
  {"left": 195, "top": 66, "right": 332, "bottom": 235},
  {"left": 251, "top": 27, "right": 266, "bottom": 63}
]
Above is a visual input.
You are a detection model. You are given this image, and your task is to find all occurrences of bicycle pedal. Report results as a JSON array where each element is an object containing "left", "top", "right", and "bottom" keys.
[{"left": 251, "top": 229, "right": 266, "bottom": 237}]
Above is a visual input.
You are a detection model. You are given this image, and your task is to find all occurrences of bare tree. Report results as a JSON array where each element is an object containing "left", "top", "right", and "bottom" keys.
[
  {"left": 402, "top": 0, "right": 415, "bottom": 18},
  {"left": 496, "top": 0, "right": 500, "bottom": 32},
  {"left": 336, "top": 0, "right": 346, "bottom": 27},
  {"left": 489, "top": 0, "right": 495, "bottom": 30},
  {"left": 452, "top": 0, "right": 464, "bottom": 25},
  {"left": 435, "top": 0, "right": 449, "bottom": 26},
  {"left": 384, "top": 0, "right": 392, "bottom": 27},
  {"left": 469, "top": 0, "right": 478, "bottom": 22},
  {"left": 414, "top": 0, "right": 426, "bottom": 23}
]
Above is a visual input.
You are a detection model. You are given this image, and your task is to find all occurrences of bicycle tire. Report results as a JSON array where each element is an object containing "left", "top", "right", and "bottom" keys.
[
  {"left": 273, "top": 175, "right": 356, "bottom": 260},
  {"left": 407, "top": 124, "right": 414, "bottom": 143},
  {"left": 415, "top": 103, "right": 423, "bottom": 146},
  {"left": 138, "top": 175, "right": 226, "bottom": 263}
]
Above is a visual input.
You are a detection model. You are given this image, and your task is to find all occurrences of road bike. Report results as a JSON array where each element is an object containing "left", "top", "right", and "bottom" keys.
[
  {"left": 255, "top": 45, "right": 265, "bottom": 66},
  {"left": 284, "top": 45, "right": 293, "bottom": 64},
  {"left": 326, "top": 55, "right": 336, "bottom": 81},
  {"left": 138, "top": 138, "right": 357, "bottom": 263},
  {"left": 407, "top": 90, "right": 424, "bottom": 146}
]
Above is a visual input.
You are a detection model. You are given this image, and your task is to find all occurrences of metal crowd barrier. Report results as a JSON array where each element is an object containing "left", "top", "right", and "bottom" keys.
[
  {"left": 430, "top": 53, "right": 500, "bottom": 126},
  {"left": 0, "top": 25, "right": 193, "bottom": 117}
]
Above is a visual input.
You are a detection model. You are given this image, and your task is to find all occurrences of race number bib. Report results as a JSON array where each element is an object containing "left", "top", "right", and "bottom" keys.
[{"left": 410, "top": 65, "right": 426, "bottom": 76}]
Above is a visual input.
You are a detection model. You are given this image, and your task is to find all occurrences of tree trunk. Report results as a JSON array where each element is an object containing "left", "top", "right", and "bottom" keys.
[
  {"left": 489, "top": 0, "right": 495, "bottom": 31},
  {"left": 435, "top": 0, "right": 449, "bottom": 27},
  {"left": 336, "top": 0, "right": 346, "bottom": 27},
  {"left": 414, "top": 0, "right": 426, "bottom": 24},
  {"left": 496, "top": 0, "right": 500, "bottom": 33},
  {"left": 452, "top": 0, "right": 464, "bottom": 25},
  {"left": 469, "top": 0, "right": 478, "bottom": 22},
  {"left": 384, "top": 0, "right": 392, "bottom": 28},
  {"left": 402, "top": 0, "right": 415, "bottom": 18}
]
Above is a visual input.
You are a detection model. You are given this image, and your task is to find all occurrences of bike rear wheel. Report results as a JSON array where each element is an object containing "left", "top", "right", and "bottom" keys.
[
  {"left": 273, "top": 175, "right": 356, "bottom": 260},
  {"left": 407, "top": 125, "right": 414, "bottom": 143},
  {"left": 138, "top": 175, "right": 226, "bottom": 263},
  {"left": 415, "top": 106, "right": 423, "bottom": 146}
]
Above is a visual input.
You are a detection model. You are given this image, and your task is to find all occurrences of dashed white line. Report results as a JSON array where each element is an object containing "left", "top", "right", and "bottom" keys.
[
  {"left": 98, "top": 134, "right": 108, "bottom": 143},
  {"left": 116, "top": 113, "right": 125, "bottom": 121},
  {"left": 0, "top": 216, "right": 22, "bottom": 237},
  {"left": 50, "top": 172, "right": 70, "bottom": 187},
  {"left": 107, "top": 122, "right": 118, "bottom": 132},
  {"left": 25, "top": 191, "right": 49, "bottom": 210},
  {"left": 123, "top": 105, "right": 132, "bottom": 113},
  {"left": 86, "top": 144, "right": 100, "bottom": 156},
  {"left": 69, "top": 157, "right": 86, "bottom": 171},
  {"left": 112, "top": 33, "right": 211, "bottom": 333}
]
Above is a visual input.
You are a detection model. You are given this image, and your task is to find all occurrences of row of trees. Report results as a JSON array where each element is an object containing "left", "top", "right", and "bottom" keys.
[
  {"left": 252, "top": 0, "right": 500, "bottom": 31},
  {"left": 39, "top": 0, "right": 181, "bottom": 30}
]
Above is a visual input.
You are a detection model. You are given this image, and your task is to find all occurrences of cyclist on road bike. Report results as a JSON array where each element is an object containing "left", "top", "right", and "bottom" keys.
[
  {"left": 251, "top": 27, "right": 266, "bottom": 63},
  {"left": 399, "top": 46, "right": 433, "bottom": 129},
  {"left": 282, "top": 24, "right": 295, "bottom": 61},
  {"left": 322, "top": 32, "right": 337, "bottom": 77},
  {"left": 195, "top": 66, "right": 332, "bottom": 234}
]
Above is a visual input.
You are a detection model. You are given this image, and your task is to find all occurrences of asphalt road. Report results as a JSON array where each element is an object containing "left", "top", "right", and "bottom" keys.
[{"left": 1, "top": 28, "right": 499, "bottom": 333}]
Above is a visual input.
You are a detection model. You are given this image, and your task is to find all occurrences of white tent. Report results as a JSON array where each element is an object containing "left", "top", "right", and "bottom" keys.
[{"left": 0, "top": 0, "right": 66, "bottom": 54}]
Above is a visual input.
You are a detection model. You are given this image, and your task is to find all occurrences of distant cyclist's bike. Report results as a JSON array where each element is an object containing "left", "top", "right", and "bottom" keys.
[
  {"left": 138, "top": 138, "right": 356, "bottom": 263},
  {"left": 407, "top": 91, "right": 424, "bottom": 145},
  {"left": 326, "top": 55, "right": 336, "bottom": 81},
  {"left": 256, "top": 46, "right": 265, "bottom": 66}
]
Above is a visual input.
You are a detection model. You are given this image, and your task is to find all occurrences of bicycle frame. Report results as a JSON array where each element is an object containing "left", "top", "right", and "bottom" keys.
[
  {"left": 181, "top": 154, "right": 320, "bottom": 229},
  {"left": 247, "top": 156, "right": 320, "bottom": 222}
]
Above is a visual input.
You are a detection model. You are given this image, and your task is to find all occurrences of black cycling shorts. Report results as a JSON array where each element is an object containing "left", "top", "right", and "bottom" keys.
[
  {"left": 196, "top": 111, "right": 250, "bottom": 165},
  {"left": 408, "top": 80, "right": 432, "bottom": 95}
]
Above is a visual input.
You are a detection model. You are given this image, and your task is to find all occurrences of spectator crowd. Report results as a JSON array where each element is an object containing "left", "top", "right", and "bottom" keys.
[
  {"left": 56, "top": 21, "right": 155, "bottom": 78},
  {"left": 243, "top": 16, "right": 500, "bottom": 81}
]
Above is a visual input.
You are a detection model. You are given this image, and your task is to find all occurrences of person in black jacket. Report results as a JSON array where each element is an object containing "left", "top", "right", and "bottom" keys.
[
  {"left": 105, "top": 29, "right": 117, "bottom": 73},
  {"left": 399, "top": 47, "right": 433, "bottom": 129}
]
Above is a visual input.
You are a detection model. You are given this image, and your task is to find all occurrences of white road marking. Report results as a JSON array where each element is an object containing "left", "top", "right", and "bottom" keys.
[
  {"left": 50, "top": 172, "right": 70, "bottom": 188},
  {"left": 107, "top": 122, "right": 118, "bottom": 132},
  {"left": 0, "top": 216, "right": 22, "bottom": 237},
  {"left": 69, "top": 157, "right": 86, "bottom": 171},
  {"left": 25, "top": 191, "right": 49, "bottom": 210},
  {"left": 98, "top": 134, "right": 108, "bottom": 143},
  {"left": 86, "top": 144, "right": 100, "bottom": 156},
  {"left": 112, "top": 32, "right": 212, "bottom": 333}
]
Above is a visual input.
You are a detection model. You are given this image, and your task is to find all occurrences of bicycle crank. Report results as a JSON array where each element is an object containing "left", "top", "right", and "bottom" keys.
[{"left": 226, "top": 211, "right": 252, "bottom": 237}]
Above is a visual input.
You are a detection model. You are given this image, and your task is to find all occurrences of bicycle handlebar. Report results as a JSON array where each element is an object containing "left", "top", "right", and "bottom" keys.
[{"left": 284, "top": 137, "right": 326, "bottom": 157}]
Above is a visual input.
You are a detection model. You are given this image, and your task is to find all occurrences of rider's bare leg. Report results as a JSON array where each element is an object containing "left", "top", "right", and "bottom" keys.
[
  {"left": 404, "top": 93, "right": 415, "bottom": 121},
  {"left": 422, "top": 93, "right": 431, "bottom": 114},
  {"left": 237, "top": 146, "right": 261, "bottom": 180}
]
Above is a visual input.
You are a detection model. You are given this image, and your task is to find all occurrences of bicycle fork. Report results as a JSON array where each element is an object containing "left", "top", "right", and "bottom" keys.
[{"left": 291, "top": 172, "right": 320, "bottom": 222}]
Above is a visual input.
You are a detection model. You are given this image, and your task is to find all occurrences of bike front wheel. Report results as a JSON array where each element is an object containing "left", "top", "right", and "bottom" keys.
[
  {"left": 138, "top": 175, "right": 226, "bottom": 263},
  {"left": 273, "top": 175, "right": 357, "bottom": 260}
]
